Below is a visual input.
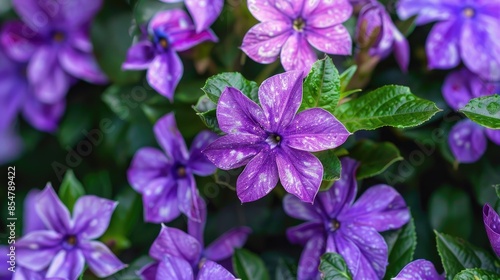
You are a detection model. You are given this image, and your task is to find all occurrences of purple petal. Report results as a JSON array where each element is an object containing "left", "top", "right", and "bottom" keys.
[
  {"left": 177, "top": 175, "right": 204, "bottom": 222},
  {"left": 204, "top": 227, "right": 252, "bottom": 261},
  {"left": 307, "top": 25, "right": 351, "bottom": 56},
  {"left": 22, "top": 96, "right": 65, "bottom": 132},
  {"left": 286, "top": 222, "right": 323, "bottom": 246},
  {"left": 185, "top": 0, "right": 223, "bottom": 32},
  {"left": 393, "top": 259, "right": 444, "bottom": 280},
  {"left": 188, "top": 195, "right": 207, "bottom": 247},
  {"left": 28, "top": 47, "right": 71, "bottom": 104},
  {"left": 23, "top": 189, "right": 45, "bottom": 234},
  {"left": 217, "top": 87, "right": 268, "bottom": 136},
  {"left": 147, "top": 51, "right": 183, "bottom": 101},
  {"left": 273, "top": 0, "right": 303, "bottom": 18},
  {"left": 122, "top": 41, "right": 155, "bottom": 70},
  {"left": 340, "top": 185, "right": 410, "bottom": 231},
  {"left": 0, "top": 20, "right": 40, "bottom": 62},
  {"left": 0, "top": 53, "right": 24, "bottom": 131},
  {"left": 247, "top": 0, "right": 289, "bottom": 22},
  {"left": 241, "top": 21, "right": 291, "bottom": 65},
  {"left": 0, "top": 128, "right": 23, "bottom": 165},
  {"left": 171, "top": 29, "right": 218, "bottom": 52},
  {"left": 127, "top": 147, "right": 170, "bottom": 193},
  {"left": 280, "top": 33, "right": 317, "bottom": 72},
  {"left": 259, "top": 71, "right": 303, "bottom": 131},
  {"left": 16, "top": 230, "right": 63, "bottom": 271},
  {"left": 138, "top": 262, "right": 159, "bottom": 280},
  {"left": 71, "top": 27, "right": 93, "bottom": 52},
  {"left": 59, "top": 46, "right": 107, "bottom": 84},
  {"left": 303, "top": 0, "right": 352, "bottom": 28},
  {"left": 282, "top": 194, "right": 322, "bottom": 221},
  {"left": 317, "top": 157, "right": 359, "bottom": 218},
  {"left": 396, "top": 0, "right": 454, "bottom": 24},
  {"left": 35, "top": 184, "right": 71, "bottom": 233},
  {"left": 197, "top": 260, "right": 235, "bottom": 280},
  {"left": 426, "top": 20, "right": 460, "bottom": 70},
  {"left": 283, "top": 108, "right": 350, "bottom": 152},
  {"left": 448, "top": 120, "right": 487, "bottom": 163},
  {"left": 442, "top": 68, "right": 479, "bottom": 111},
  {"left": 393, "top": 27, "right": 410, "bottom": 72},
  {"left": 483, "top": 204, "right": 500, "bottom": 258},
  {"left": 11, "top": 266, "right": 46, "bottom": 280},
  {"left": 236, "top": 148, "right": 279, "bottom": 203},
  {"left": 297, "top": 235, "right": 325, "bottom": 280},
  {"left": 154, "top": 113, "right": 189, "bottom": 161},
  {"left": 276, "top": 147, "right": 322, "bottom": 203},
  {"left": 202, "top": 134, "right": 266, "bottom": 170},
  {"left": 486, "top": 129, "right": 500, "bottom": 145},
  {"left": 149, "top": 225, "right": 202, "bottom": 266},
  {"left": 72, "top": 196, "right": 117, "bottom": 240},
  {"left": 142, "top": 178, "right": 180, "bottom": 223},
  {"left": 188, "top": 131, "right": 218, "bottom": 176},
  {"left": 157, "top": 255, "right": 193, "bottom": 280},
  {"left": 80, "top": 240, "right": 126, "bottom": 277},
  {"left": 46, "top": 249, "right": 85, "bottom": 280}
]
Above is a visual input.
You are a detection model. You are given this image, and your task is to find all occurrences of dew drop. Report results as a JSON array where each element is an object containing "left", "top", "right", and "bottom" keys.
[{"left": 486, "top": 102, "right": 500, "bottom": 115}]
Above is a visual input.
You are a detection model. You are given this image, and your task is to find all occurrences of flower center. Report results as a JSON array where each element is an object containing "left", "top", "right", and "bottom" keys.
[
  {"left": 266, "top": 133, "right": 282, "bottom": 149},
  {"left": 52, "top": 31, "right": 65, "bottom": 42},
  {"left": 462, "top": 7, "right": 475, "bottom": 18},
  {"left": 327, "top": 219, "right": 341, "bottom": 232},
  {"left": 177, "top": 166, "right": 187, "bottom": 178},
  {"left": 159, "top": 38, "right": 169, "bottom": 49},
  {"left": 293, "top": 17, "right": 306, "bottom": 32},
  {"left": 63, "top": 235, "right": 78, "bottom": 249}
]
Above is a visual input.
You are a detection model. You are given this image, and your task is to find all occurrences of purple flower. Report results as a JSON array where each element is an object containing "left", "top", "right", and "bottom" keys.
[
  {"left": 16, "top": 184, "right": 126, "bottom": 280},
  {"left": 241, "top": 0, "right": 352, "bottom": 72},
  {"left": 0, "top": 44, "right": 65, "bottom": 132},
  {"left": 443, "top": 68, "right": 500, "bottom": 163},
  {"left": 397, "top": 0, "right": 500, "bottom": 80},
  {"left": 356, "top": 1, "right": 410, "bottom": 71},
  {"left": 393, "top": 259, "right": 444, "bottom": 280},
  {"left": 122, "top": 9, "right": 217, "bottom": 101},
  {"left": 127, "top": 113, "right": 218, "bottom": 223},
  {"left": 0, "top": 127, "right": 23, "bottom": 165},
  {"left": 283, "top": 158, "right": 410, "bottom": 279},
  {"left": 159, "top": 0, "right": 224, "bottom": 32},
  {"left": 0, "top": 0, "right": 107, "bottom": 104},
  {"left": 138, "top": 208, "right": 250, "bottom": 280},
  {"left": 483, "top": 204, "right": 500, "bottom": 258},
  {"left": 203, "top": 71, "right": 350, "bottom": 203}
]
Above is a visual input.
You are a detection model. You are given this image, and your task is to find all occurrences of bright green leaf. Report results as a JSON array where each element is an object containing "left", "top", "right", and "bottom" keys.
[
  {"left": 453, "top": 268, "right": 500, "bottom": 280},
  {"left": 460, "top": 94, "right": 500, "bottom": 129},
  {"left": 233, "top": 248, "right": 270, "bottom": 280},
  {"left": 334, "top": 85, "right": 441, "bottom": 132},
  {"left": 319, "top": 252, "right": 353, "bottom": 280},
  {"left": 300, "top": 56, "right": 341, "bottom": 113},
  {"left": 382, "top": 219, "right": 417, "bottom": 280},
  {"left": 202, "top": 72, "right": 259, "bottom": 104},
  {"left": 59, "top": 170, "right": 86, "bottom": 211},
  {"left": 349, "top": 140, "right": 403, "bottom": 179}
]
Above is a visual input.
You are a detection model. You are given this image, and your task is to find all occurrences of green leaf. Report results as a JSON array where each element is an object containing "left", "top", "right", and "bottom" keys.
[
  {"left": 382, "top": 219, "right": 417, "bottom": 280},
  {"left": 339, "top": 65, "right": 358, "bottom": 98},
  {"left": 334, "top": 85, "right": 441, "bottom": 132},
  {"left": 59, "top": 170, "right": 86, "bottom": 211},
  {"left": 460, "top": 94, "right": 500, "bottom": 129},
  {"left": 435, "top": 231, "right": 500, "bottom": 280},
  {"left": 102, "top": 85, "right": 154, "bottom": 121},
  {"left": 319, "top": 253, "right": 353, "bottom": 280},
  {"left": 453, "top": 268, "right": 500, "bottom": 280},
  {"left": 196, "top": 109, "right": 221, "bottom": 134},
  {"left": 349, "top": 140, "right": 403, "bottom": 179},
  {"left": 314, "top": 150, "right": 341, "bottom": 191},
  {"left": 133, "top": 0, "right": 182, "bottom": 24},
  {"left": 429, "top": 186, "right": 472, "bottom": 239},
  {"left": 300, "top": 56, "right": 341, "bottom": 113},
  {"left": 233, "top": 248, "right": 270, "bottom": 280},
  {"left": 202, "top": 72, "right": 259, "bottom": 104},
  {"left": 275, "top": 258, "right": 297, "bottom": 280}
]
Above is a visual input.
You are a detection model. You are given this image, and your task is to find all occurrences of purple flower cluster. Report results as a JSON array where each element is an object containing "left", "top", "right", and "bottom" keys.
[{"left": 283, "top": 158, "right": 410, "bottom": 279}]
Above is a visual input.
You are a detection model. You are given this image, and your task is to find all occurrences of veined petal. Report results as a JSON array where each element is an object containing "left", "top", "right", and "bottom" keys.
[
  {"left": 448, "top": 120, "right": 486, "bottom": 163},
  {"left": 202, "top": 134, "right": 266, "bottom": 170},
  {"left": 276, "top": 147, "right": 322, "bottom": 203},
  {"left": 0, "top": 20, "right": 41, "bottom": 62},
  {"left": 197, "top": 260, "right": 235, "bottom": 280},
  {"left": 127, "top": 147, "right": 171, "bottom": 193},
  {"left": 426, "top": 20, "right": 460, "bottom": 70},
  {"left": 286, "top": 222, "right": 323, "bottom": 246},
  {"left": 241, "top": 21, "right": 291, "bottom": 65},
  {"left": 397, "top": 0, "right": 455, "bottom": 24},
  {"left": 188, "top": 130, "right": 218, "bottom": 176},
  {"left": 171, "top": 29, "right": 218, "bottom": 52},
  {"left": 153, "top": 113, "right": 189, "bottom": 161},
  {"left": 204, "top": 227, "right": 252, "bottom": 261},
  {"left": 280, "top": 33, "right": 317, "bottom": 72},
  {"left": 259, "top": 71, "right": 303, "bottom": 131},
  {"left": 486, "top": 129, "right": 500, "bottom": 145},
  {"left": 35, "top": 184, "right": 71, "bottom": 233},
  {"left": 72, "top": 196, "right": 117, "bottom": 240},
  {"left": 157, "top": 255, "right": 193, "bottom": 280},
  {"left": 147, "top": 51, "right": 183, "bottom": 101},
  {"left": 340, "top": 185, "right": 410, "bottom": 232},
  {"left": 16, "top": 230, "right": 63, "bottom": 271},
  {"left": 80, "top": 240, "right": 126, "bottom": 278},
  {"left": 247, "top": 0, "right": 289, "bottom": 22},
  {"left": 22, "top": 95, "right": 65, "bottom": 132},
  {"left": 282, "top": 194, "right": 322, "bottom": 221},
  {"left": 332, "top": 232, "right": 361, "bottom": 277},
  {"left": 46, "top": 249, "right": 85, "bottom": 280},
  {"left": 149, "top": 225, "right": 202, "bottom": 266},
  {"left": 283, "top": 108, "right": 350, "bottom": 152},
  {"left": 297, "top": 235, "right": 325, "bottom": 280},
  {"left": 185, "top": 0, "right": 223, "bottom": 32},
  {"left": 303, "top": 0, "right": 352, "bottom": 28},
  {"left": 217, "top": 87, "right": 268, "bottom": 136},
  {"left": 393, "top": 259, "right": 444, "bottom": 280},
  {"left": 122, "top": 41, "right": 155, "bottom": 70},
  {"left": 236, "top": 148, "right": 279, "bottom": 203},
  {"left": 306, "top": 25, "right": 352, "bottom": 56},
  {"left": 188, "top": 195, "right": 207, "bottom": 247},
  {"left": 483, "top": 204, "right": 500, "bottom": 258},
  {"left": 177, "top": 175, "right": 204, "bottom": 222},
  {"left": 142, "top": 177, "right": 180, "bottom": 223}
]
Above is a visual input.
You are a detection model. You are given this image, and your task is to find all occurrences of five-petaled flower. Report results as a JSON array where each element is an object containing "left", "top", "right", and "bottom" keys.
[
  {"left": 483, "top": 204, "right": 500, "bottom": 258},
  {"left": 241, "top": 0, "right": 353, "bottom": 72},
  {"left": 397, "top": 0, "right": 500, "bottom": 81},
  {"left": 16, "top": 184, "right": 126, "bottom": 280},
  {"left": 203, "top": 71, "right": 350, "bottom": 203},
  {"left": 283, "top": 158, "right": 410, "bottom": 279},
  {"left": 159, "top": 0, "right": 224, "bottom": 32},
  {"left": 393, "top": 259, "right": 444, "bottom": 280},
  {"left": 128, "top": 113, "right": 218, "bottom": 223},
  {"left": 0, "top": 0, "right": 107, "bottom": 104},
  {"left": 122, "top": 9, "right": 217, "bottom": 101}
]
